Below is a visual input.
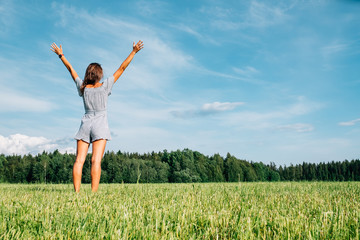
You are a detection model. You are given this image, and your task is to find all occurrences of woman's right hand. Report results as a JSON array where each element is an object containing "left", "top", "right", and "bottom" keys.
[
  {"left": 50, "top": 42, "right": 79, "bottom": 81},
  {"left": 51, "top": 43, "right": 63, "bottom": 55},
  {"left": 133, "top": 40, "right": 144, "bottom": 53}
]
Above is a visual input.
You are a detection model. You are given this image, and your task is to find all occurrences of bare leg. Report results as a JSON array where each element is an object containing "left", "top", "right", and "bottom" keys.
[
  {"left": 91, "top": 139, "right": 107, "bottom": 192},
  {"left": 73, "top": 140, "right": 90, "bottom": 192}
]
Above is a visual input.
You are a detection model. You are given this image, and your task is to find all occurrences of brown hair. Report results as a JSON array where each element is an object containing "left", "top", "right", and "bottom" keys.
[{"left": 80, "top": 63, "right": 103, "bottom": 95}]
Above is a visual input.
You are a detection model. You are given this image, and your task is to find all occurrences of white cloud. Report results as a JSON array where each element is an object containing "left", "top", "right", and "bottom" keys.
[
  {"left": 233, "top": 66, "right": 259, "bottom": 77},
  {"left": 277, "top": 123, "right": 314, "bottom": 132},
  {"left": 223, "top": 96, "right": 323, "bottom": 131},
  {"left": 171, "top": 101, "right": 244, "bottom": 118},
  {"left": 0, "top": 88, "right": 53, "bottom": 112},
  {"left": 0, "top": 134, "right": 75, "bottom": 155},
  {"left": 339, "top": 118, "right": 360, "bottom": 126},
  {"left": 171, "top": 23, "right": 220, "bottom": 45},
  {"left": 0, "top": 134, "right": 54, "bottom": 155},
  {"left": 135, "top": 0, "right": 169, "bottom": 17},
  {"left": 174, "top": 24, "right": 203, "bottom": 39},
  {"left": 286, "top": 96, "right": 323, "bottom": 115},
  {"left": 197, "top": 66, "right": 266, "bottom": 85},
  {"left": 202, "top": 102, "right": 245, "bottom": 112},
  {"left": 0, "top": 0, "right": 16, "bottom": 36},
  {"left": 247, "top": 1, "right": 289, "bottom": 28},
  {"left": 322, "top": 42, "right": 348, "bottom": 56},
  {"left": 202, "top": 1, "right": 292, "bottom": 31},
  {"left": 321, "top": 41, "right": 350, "bottom": 70}
]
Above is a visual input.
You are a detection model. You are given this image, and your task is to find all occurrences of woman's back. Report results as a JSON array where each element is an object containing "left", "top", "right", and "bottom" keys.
[{"left": 75, "top": 76, "right": 115, "bottom": 113}]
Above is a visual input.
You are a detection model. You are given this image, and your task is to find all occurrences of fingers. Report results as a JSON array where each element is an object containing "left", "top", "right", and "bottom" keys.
[
  {"left": 51, "top": 42, "right": 58, "bottom": 49},
  {"left": 50, "top": 42, "right": 58, "bottom": 52},
  {"left": 50, "top": 45, "right": 56, "bottom": 53},
  {"left": 50, "top": 42, "right": 63, "bottom": 55},
  {"left": 136, "top": 40, "right": 144, "bottom": 50}
]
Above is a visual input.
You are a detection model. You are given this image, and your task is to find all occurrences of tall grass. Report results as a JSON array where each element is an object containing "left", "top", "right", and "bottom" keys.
[{"left": 0, "top": 182, "right": 359, "bottom": 239}]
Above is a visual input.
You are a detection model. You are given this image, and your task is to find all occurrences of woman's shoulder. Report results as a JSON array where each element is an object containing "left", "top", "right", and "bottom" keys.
[
  {"left": 104, "top": 76, "right": 115, "bottom": 83},
  {"left": 75, "top": 77, "right": 83, "bottom": 85},
  {"left": 102, "top": 76, "right": 115, "bottom": 87},
  {"left": 102, "top": 76, "right": 115, "bottom": 95},
  {"left": 74, "top": 77, "right": 83, "bottom": 96}
]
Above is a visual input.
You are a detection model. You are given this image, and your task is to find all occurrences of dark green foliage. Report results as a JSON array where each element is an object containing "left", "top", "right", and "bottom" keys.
[
  {"left": 0, "top": 150, "right": 359, "bottom": 183},
  {"left": 224, "top": 153, "right": 244, "bottom": 182},
  {"left": 0, "top": 155, "right": 6, "bottom": 182}
]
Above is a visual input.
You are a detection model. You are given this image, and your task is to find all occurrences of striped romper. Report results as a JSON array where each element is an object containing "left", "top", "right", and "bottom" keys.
[{"left": 74, "top": 76, "right": 114, "bottom": 143}]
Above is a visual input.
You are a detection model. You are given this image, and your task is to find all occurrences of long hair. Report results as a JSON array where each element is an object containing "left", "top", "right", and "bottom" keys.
[{"left": 80, "top": 63, "right": 103, "bottom": 95}]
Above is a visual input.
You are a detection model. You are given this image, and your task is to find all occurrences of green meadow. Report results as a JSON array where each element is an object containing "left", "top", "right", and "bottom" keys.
[{"left": 1, "top": 182, "right": 359, "bottom": 239}]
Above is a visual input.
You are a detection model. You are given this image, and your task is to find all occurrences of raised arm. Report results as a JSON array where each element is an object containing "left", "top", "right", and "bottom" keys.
[
  {"left": 113, "top": 40, "right": 144, "bottom": 83},
  {"left": 51, "top": 43, "right": 79, "bottom": 81}
]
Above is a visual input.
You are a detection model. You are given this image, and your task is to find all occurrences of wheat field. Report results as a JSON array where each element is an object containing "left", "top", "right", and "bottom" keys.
[{"left": 0, "top": 182, "right": 359, "bottom": 239}]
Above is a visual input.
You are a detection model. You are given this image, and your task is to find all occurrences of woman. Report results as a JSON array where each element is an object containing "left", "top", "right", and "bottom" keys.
[{"left": 51, "top": 41, "right": 144, "bottom": 192}]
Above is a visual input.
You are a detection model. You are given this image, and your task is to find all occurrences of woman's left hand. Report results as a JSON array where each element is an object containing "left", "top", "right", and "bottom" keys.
[
  {"left": 51, "top": 43, "right": 63, "bottom": 55},
  {"left": 133, "top": 40, "right": 144, "bottom": 53}
]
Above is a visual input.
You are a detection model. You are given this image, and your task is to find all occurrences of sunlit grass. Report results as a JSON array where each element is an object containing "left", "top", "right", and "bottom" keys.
[{"left": 1, "top": 182, "right": 359, "bottom": 239}]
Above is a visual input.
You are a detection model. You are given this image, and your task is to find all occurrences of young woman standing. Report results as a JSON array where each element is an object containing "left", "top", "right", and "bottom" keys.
[{"left": 51, "top": 41, "right": 144, "bottom": 192}]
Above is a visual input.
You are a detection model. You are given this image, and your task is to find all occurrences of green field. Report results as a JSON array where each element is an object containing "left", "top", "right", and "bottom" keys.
[{"left": 1, "top": 182, "right": 359, "bottom": 239}]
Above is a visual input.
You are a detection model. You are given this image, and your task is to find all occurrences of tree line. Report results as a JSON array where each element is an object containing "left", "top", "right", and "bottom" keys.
[{"left": 0, "top": 149, "right": 359, "bottom": 183}]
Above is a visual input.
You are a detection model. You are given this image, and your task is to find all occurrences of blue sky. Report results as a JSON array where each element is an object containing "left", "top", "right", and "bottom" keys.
[{"left": 0, "top": 0, "right": 359, "bottom": 166}]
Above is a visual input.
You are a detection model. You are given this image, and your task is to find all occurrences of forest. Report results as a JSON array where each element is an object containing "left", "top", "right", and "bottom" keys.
[{"left": 0, "top": 149, "right": 359, "bottom": 183}]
